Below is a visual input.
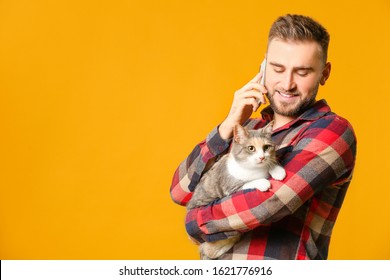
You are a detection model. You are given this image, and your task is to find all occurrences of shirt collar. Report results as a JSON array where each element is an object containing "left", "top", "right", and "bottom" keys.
[{"left": 261, "top": 99, "right": 331, "bottom": 126}]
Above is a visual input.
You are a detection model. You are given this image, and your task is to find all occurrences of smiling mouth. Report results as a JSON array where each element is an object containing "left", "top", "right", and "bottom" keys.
[{"left": 276, "top": 90, "right": 299, "bottom": 98}]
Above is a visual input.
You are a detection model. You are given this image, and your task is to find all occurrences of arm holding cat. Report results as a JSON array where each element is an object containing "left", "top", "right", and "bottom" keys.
[{"left": 184, "top": 115, "right": 357, "bottom": 243}]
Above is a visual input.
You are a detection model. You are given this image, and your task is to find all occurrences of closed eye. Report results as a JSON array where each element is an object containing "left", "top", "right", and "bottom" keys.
[
  {"left": 297, "top": 70, "right": 309, "bottom": 77},
  {"left": 295, "top": 67, "right": 314, "bottom": 77},
  {"left": 273, "top": 67, "right": 284, "bottom": 73}
]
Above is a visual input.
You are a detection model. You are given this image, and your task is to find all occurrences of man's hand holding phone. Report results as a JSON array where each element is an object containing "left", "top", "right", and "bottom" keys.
[{"left": 218, "top": 64, "right": 268, "bottom": 140}]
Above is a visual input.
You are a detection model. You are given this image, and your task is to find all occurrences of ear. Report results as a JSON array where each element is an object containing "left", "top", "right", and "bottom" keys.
[
  {"left": 262, "top": 121, "right": 274, "bottom": 135},
  {"left": 320, "top": 62, "right": 331, "bottom": 85},
  {"left": 233, "top": 124, "right": 249, "bottom": 144}
]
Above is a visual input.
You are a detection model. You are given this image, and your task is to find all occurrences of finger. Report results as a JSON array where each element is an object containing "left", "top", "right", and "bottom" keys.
[
  {"left": 247, "top": 97, "right": 262, "bottom": 112},
  {"left": 236, "top": 89, "right": 266, "bottom": 106},
  {"left": 254, "top": 83, "right": 268, "bottom": 93},
  {"left": 259, "top": 83, "right": 267, "bottom": 93},
  {"left": 244, "top": 87, "right": 267, "bottom": 105},
  {"left": 249, "top": 72, "right": 262, "bottom": 84},
  {"left": 240, "top": 82, "right": 267, "bottom": 94},
  {"left": 235, "top": 88, "right": 263, "bottom": 101},
  {"left": 239, "top": 97, "right": 259, "bottom": 110},
  {"left": 256, "top": 94, "right": 267, "bottom": 105},
  {"left": 252, "top": 99, "right": 261, "bottom": 112}
]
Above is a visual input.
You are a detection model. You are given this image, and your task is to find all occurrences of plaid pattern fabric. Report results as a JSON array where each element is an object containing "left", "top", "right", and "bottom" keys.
[{"left": 170, "top": 100, "right": 357, "bottom": 259}]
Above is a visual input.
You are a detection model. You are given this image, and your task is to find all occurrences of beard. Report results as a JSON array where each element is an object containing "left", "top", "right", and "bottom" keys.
[{"left": 266, "top": 84, "right": 319, "bottom": 117}]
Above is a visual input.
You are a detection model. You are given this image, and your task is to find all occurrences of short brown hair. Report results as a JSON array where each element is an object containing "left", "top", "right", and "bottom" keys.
[{"left": 268, "top": 14, "right": 330, "bottom": 62}]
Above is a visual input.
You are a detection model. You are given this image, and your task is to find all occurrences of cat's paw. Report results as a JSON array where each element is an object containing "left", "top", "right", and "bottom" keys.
[
  {"left": 242, "top": 179, "right": 271, "bottom": 192},
  {"left": 270, "top": 165, "right": 286, "bottom": 181}
]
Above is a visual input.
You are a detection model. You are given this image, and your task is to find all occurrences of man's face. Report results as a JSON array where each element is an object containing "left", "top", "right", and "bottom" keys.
[{"left": 265, "top": 38, "right": 329, "bottom": 117}]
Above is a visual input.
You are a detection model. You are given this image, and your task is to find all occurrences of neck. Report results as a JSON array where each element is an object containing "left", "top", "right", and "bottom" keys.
[{"left": 273, "top": 113, "right": 295, "bottom": 130}]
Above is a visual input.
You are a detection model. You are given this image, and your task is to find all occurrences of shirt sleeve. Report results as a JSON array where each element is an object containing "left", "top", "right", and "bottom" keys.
[
  {"left": 169, "top": 125, "right": 232, "bottom": 206},
  {"left": 185, "top": 115, "right": 357, "bottom": 243}
]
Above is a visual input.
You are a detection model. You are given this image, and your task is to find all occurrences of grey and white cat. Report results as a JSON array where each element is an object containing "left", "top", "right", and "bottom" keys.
[{"left": 187, "top": 121, "right": 286, "bottom": 259}]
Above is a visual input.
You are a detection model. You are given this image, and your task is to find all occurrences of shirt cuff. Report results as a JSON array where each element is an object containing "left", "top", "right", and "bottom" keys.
[{"left": 185, "top": 207, "right": 205, "bottom": 243}]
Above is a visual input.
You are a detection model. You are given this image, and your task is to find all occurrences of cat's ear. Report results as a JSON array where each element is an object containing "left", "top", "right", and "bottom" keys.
[
  {"left": 233, "top": 124, "right": 249, "bottom": 144},
  {"left": 262, "top": 121, "right": 274, "bottom": 135}
]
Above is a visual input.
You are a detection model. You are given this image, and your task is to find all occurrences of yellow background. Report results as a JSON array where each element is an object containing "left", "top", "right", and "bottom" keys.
[{"left": 0, "top": 0, "right": 389, "bottom": 260}]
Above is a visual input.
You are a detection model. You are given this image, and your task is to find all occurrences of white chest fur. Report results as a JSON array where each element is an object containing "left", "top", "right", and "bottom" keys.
[{"left": 226, "top": 156, "right": 269, "bottom": 182}]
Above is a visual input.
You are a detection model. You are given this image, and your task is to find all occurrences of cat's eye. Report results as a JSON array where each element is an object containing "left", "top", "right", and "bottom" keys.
[
  {"left": 263, "top": 144, "right": 272, "bottom": 151},
  {"left": 247, "top": 146, "right": 256, "bottom": 152}
]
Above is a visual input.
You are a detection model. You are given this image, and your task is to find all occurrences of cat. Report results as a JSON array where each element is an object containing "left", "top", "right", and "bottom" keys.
[{"left": 186, "top": 121, "right": 286, "bottom": 259}]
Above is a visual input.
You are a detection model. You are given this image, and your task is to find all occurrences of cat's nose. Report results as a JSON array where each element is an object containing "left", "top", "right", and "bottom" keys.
[{"left": 259, "top": 156, "right": 265, "bottom": 162}]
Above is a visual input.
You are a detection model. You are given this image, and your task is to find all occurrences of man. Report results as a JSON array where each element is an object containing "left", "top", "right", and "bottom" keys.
[{"left": 170, "top": 14, "right": 357, "bottom": 260}]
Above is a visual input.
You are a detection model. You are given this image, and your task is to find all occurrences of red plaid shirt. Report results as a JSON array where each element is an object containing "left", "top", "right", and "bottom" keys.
[{"left": 170, "top": 100, "right": 357, "bottom": 259}]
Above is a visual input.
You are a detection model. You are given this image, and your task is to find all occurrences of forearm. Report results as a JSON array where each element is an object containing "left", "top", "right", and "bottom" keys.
[{"left": 170, "top": 125, "right": 232, "bottom": 206}]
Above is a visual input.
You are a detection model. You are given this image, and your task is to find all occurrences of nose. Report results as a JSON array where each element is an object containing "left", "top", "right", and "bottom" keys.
[
  {"left": 259, "top": 156, "right": 265, "bottom": 162},
  {"left": 280, "top": 72, "right": 296, "bottom": 92}
]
